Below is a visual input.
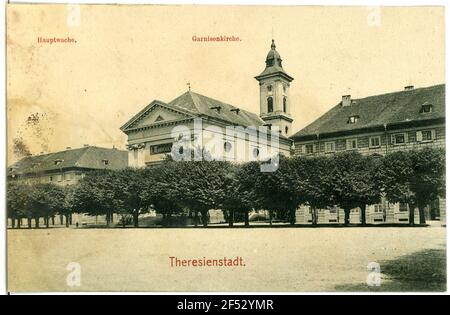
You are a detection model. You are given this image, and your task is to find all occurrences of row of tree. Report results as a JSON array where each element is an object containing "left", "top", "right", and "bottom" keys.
[{"left": 7, "top": 147, "right": 445, "bottom": 228}]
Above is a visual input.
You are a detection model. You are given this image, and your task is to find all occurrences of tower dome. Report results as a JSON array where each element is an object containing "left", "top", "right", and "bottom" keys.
[
  {"left": 266, "top": 39, "right": 283, "bottom": 68},
  {"left": 255, "top": 39, "right": 293, "bottom": 81}
]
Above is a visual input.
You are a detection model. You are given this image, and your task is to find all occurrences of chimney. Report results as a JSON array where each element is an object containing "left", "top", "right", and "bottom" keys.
[
  {"left": 66, "top": 147, "right": 72, "bottom": 150},
  {"left": 342, "top": 95, "right": 351, "bottom": 107},
  {"left": 404, "top": 85, "right": 414, "bottom": 91},
  {"left": 83, "top": 144, "right": 89, "bottom": 147}
]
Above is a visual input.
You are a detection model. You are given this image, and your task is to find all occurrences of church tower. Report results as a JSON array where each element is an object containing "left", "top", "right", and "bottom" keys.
[{"left": 255, "top": 40, "right": 294, "bottom": 136}]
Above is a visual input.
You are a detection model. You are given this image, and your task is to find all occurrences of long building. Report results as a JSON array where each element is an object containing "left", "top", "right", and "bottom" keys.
[
  {"left": 7, "top": 145, "right": 128, "bottom": 227},
  {"left": 8, "top": 145, "right": 128, "bottom": 185},
  {"left": 291, "top": 84, "right": 445, "bottom": 225}
]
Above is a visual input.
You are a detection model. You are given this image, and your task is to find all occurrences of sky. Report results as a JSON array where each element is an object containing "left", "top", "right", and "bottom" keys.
[{"left": 6, "top": 4, "right": 445, "bottom": 164}]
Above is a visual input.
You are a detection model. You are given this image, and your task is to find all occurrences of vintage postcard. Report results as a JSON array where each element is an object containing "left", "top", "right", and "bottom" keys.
[{"left": 5, "top": 3, "right": 446, "bottom": 295}]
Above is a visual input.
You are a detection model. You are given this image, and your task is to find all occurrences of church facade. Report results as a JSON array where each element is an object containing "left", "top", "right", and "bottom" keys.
[{"left": 120, "top": 40, "right": 294, "bottom": 167}]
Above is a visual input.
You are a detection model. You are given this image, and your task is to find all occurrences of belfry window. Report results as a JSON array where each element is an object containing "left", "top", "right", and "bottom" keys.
[
  {"left": 267, "top": 97, "right": 273, "bottom": 113},
  {"left": 283, "top": 97, "right": 287, "bottom": 112},
  {"left": 267, "top": 85, "right": 272, "bottom": 92},
  {"left": 224, "top": 141, "right": 232, "bottom": 153}
]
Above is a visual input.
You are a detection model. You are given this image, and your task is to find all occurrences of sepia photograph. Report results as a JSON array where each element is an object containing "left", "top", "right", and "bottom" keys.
[{"left": 2, "top": 1, "right": 447, "bottom": 296}]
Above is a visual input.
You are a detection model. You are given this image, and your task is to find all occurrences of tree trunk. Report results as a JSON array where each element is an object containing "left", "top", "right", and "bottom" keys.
[
  {"left": 60, "top": 214, "right": 64, "bottom": 225},
  {"left": 106, "top": 212, "right": 111, "bottom": 228},
  {"left": 65, "top": 214, "right": 70, "bottom": 227},
  {"left": 17, "top": 218, "right": 21, "bottom": 229},
  {"left": 431, "top": 208, "right": 436, "bottom": 220},
  {"left": 344, "top": 208, "right": 350, "bottom": 226},
  {"left": 45, "top": 216, "right": 50, "bottom": 228},
  {"left": 311, "top": 206, "right": 317, "bottom": 225},
  {"left": 244, "top": 210, "right": 249, "bottom": 227},
  {"left": 51, "top": 216, "right": 55, "bottom": 226},
  {"left": 289, "top": 208, "right": 296, "bottom": 226},
  {"left": 194, "top": 211, "right": 199, "bottom": 227},
  {"left": 27, "top": 217, "right": 32, "bottom": 229},
  {"left": 228, "top": 209, "right": 234, "bottom": 227},
  {"left": 269, "top": 210, "right": 273, "bottom": 226},
  {"left": 418, "top": 200, "right": 426, "bottom": 225},
  {"left": 69, "top": 213, "right": 73, "bottom": 225},
  {"left": 201, "top": 210, "right": 208, "bottom": 227},
  {"left": 34, "top": 217, "right": 40, "bottom": 228},
  {"left": 408, "top": 202, "right": 415, "bottom": 226},
  {"left": 360, "top": 205, "right": 367, "bottom": 226},
  {"left": 133, "top": 212, "right": 139, "bottom": 228}
]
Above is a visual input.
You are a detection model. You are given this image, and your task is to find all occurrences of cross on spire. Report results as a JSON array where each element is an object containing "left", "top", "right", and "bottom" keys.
[{"left": 187, "top": 82, "right": 191, "bottom": 91}]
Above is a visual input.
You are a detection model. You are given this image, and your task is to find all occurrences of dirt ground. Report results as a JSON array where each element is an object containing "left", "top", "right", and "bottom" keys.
[{"left": 7, "top": 225, "right": 446, "bottom": 292}]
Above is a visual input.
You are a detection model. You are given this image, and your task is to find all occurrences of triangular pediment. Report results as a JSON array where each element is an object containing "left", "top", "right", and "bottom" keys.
[{"left": 121, "top": 101, "right": 195, "bottom": 131}]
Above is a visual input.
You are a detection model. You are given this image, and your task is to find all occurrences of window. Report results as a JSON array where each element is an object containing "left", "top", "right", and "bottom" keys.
[
  {"left": 422, "top": 130, "right": 432, "bottom": 141},
  {"left": 420, "top": 103, "right": 433, "bottom": 113},
  {"left": 399, "top": 203, "right": 408, "bottom": 212},
  {"left": 347, "top": 115, "right": 359, "bottom": 124},
  {"left": 373, "top": 204, "right": 383, "bottom": 213},
  {"left": 305, "top": 144, "right": 314, "bottom": 154},
  {"left": 325, "top": 141, "right": 335, "bottom": 153},
  {"left": 283, "top": 85, "right": 287, "bottom": 93},
  {"left": 283, "top": 97, "right": 287, "bottom": 112},
  {"left": 346, "top": 139, "right": 357, "bottom": 150},
  {"left": 267, "top": 97, "right": 273, "bottom": 113},
  {"left": 267, "top": 85, "right": 272, "bottom": 93},
  {"left": 54, "top": 159, "right": 63, "bottom": 166},
  {"left": 49, "top": 176, "right": 53, "bottom": 182},
  {"left": 253, "top": 148, "right": 260, "bottom": 158},
  {"left": 416, "top": 130, "right": 435, "bottom": 142},
  {"left": 391, "top": 133, "right": 407, "bottom": 145},
  {"left": 102, "top": 159, "right": 109, "bottom": 166},
  {"left": 285, "top": 126, "right": 289, "bottom": 135},
  {"left": 369, "top": 136, "right": 381, "bottom": 148}
]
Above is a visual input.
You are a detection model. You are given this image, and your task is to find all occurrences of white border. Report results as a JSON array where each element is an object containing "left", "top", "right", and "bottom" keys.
[{"left": 1, "top": 0, "right": 449, "bottom": 296}]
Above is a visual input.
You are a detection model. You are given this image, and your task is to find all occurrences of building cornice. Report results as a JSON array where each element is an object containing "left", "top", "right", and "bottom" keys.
[{"left": 291, "top": 117, "right": 445, "bottom": 142}]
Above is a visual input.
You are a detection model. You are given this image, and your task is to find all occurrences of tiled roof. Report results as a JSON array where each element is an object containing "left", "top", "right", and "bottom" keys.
[
  {"left": 168, "top": 91, "right": 266, "bottom": 127},
  {"left": 8, "top": 146, "right": 128, "bottom": 176},
  {"left": 291, "top": 84, "right": 445, "bottom": 140}
]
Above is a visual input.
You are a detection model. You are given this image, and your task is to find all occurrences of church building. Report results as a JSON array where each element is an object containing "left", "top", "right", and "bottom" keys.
[{"left": 120, "top": 40, "right": 294, "bottom": 167}]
